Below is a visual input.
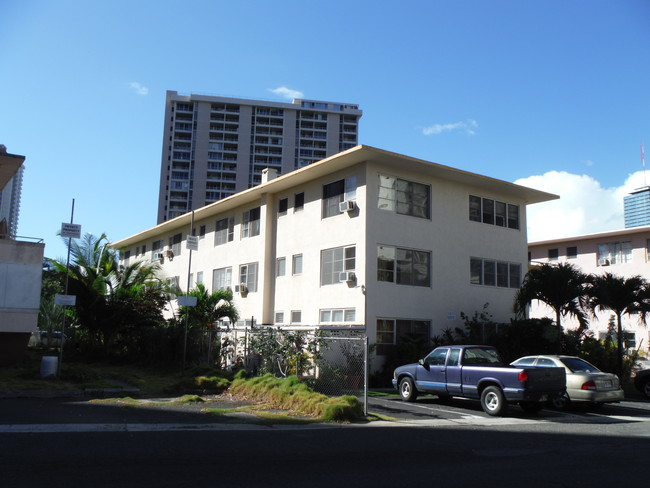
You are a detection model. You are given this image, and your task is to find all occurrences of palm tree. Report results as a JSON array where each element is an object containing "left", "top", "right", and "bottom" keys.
[
  {"left": 50, "top": 233, "right": 167, "bottom": 351},
  {"left": 178, "top": 283, "right": 239, "bottom": 365},
  {"left": 587, "top": 272, "right": 650, "bottom": 375},
  {"left": 513, "top": 262, "right": 590, "bottom": 334}
]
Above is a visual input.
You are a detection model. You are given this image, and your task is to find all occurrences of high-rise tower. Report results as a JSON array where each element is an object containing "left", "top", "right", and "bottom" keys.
[{"left": 157, "top": 91, "right": 362, "bottom": 223}]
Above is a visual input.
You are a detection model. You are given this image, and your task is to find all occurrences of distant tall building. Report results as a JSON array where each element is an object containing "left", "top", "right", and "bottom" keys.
[
  {"left": 157, "top": 91, "right": 362, "bottom": 223},
  {"left": 624, "top": 186, "right": 650, "bottom": 228},
  {"left": 0, "top": 145, "right": 24, "bottom": 237}
]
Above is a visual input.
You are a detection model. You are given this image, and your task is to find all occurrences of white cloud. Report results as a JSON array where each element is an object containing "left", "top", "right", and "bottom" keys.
[
  {"left": 268, "top": 86, "right": 304, "bottom": 100},
  {"left": 423, "top": 119, "right": 478, "bottom": 136},
  {"left": 128, "top": 82, "right": 148, "bottom": 96},
  {"left": 515, "top": 170, "right": 650, "bottom": 242}
]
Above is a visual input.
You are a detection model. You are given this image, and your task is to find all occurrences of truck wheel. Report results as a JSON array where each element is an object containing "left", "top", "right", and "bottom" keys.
[
  {"left": 519, "top": 402, "right": 542, "bottom": 414},
  {"left": 480, "top": 386, "right": 508, "bottom": 416},
  {"left": 399, "top": 377, "right": 418, "bottom": 402}
]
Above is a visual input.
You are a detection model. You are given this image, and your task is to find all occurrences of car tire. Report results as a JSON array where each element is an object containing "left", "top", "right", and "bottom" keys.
[
  {"left": 551, "top": 391, "right": 570, "bottom": 410},
  {"left": 519, "top": 401, "right": 542, "bottom": 414},
  {"left": 480, "top": 385, "right": 508, "bottom": 416},
  {"left": 641, "top": 379, "right": 650, "bottom": 399},
  {"left": 399, "top": 377, "right": 418, "bottom": 402}
]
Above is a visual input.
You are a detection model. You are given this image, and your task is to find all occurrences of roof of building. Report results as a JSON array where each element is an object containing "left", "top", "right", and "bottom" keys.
[
  {"left": 112, "top": 145, "right": 558, "bottom": 249},
  {"left": 529, "top": 225, "right": 650, "bottom": 247}
]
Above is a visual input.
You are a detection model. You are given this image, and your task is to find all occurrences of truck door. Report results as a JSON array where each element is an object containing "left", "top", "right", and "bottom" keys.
[
  {"left": 417, "top": 347, "right": 449, "bottom": 394},
  {"left": 445, "top": 348, "right": 462, "bottom": 395}
]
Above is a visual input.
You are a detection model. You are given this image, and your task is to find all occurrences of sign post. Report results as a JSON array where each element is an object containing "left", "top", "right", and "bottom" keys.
[
  {"left": 57, "top": 199, "right": 80, "bottom": 377},
  {"left": 182, "top": 211, "right": 196, "bottom": 371}
]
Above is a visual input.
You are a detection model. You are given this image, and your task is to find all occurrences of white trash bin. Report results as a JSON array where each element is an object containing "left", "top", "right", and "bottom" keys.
[{"left": 40, "top": 356, "right": 58, "bottom": 378}]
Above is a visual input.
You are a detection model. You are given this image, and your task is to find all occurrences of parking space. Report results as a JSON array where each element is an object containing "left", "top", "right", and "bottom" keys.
[{"left": 368, "top": 394, "right": 650, "bottom": 425}]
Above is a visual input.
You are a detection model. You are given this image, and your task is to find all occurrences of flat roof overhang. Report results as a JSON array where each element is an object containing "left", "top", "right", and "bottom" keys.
[{"left": 112, "top": 145, "right": 558, "bottom": 250}]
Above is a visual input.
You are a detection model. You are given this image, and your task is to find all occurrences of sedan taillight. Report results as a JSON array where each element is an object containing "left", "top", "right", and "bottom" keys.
[
  {"left": 581, "top": 381, "right": 597, "bottom": 390},
  {"left": 518, "top": 371, "right": 529, "bottom": 382}
]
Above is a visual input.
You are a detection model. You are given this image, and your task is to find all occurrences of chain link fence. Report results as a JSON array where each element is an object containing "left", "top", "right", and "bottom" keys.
[{"left": 212, "top": 326, "right": 368, "bottom": 415}]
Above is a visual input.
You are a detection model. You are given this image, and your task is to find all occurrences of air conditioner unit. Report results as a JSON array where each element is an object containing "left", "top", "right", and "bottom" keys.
[
  {"left": 237, "top": 283, "right": 248, "bottom": 294},
  {"left": 598, "top": 258, "right": 610, "bottom": 266},
  {"left": 164, "top": 249, "right": 174, "bottom": 260},
  {"left": 152, "top": 252, "right": 164, "bottom": 263},
  {"left": 339, "top": 271, "right": 355, "bottom": 282},
  {"left": 339, "top": 200, "right": 355, "bottom": 212}
]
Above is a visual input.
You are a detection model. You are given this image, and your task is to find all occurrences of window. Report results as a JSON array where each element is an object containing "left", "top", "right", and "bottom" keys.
[
  {"left": 239, "top": 262, "right": 258, "bottom": 292},
  {"left": 277, "top": 257, "right": 286, "bottom": 277},
  {"left": 196, "top": 271, "right": 203, "bottom": 285},
  {"left": 212, "top": 267, "right": 232, "bottom": 290},
  {"left": 278, "top": 198, "right": 288, "bottom": 215},
  {"left": 376, "top": 319, "right": 430, "bottom": 355},
  {"left": 567, "top": 246, "right": 577, "bottom": 259},
  {"left": 275, "top": 312, "right": 285, "bottom": 324},
  {"left": 319, "top": 308, "right": 356, "bottom": 323},
  {"left": 377, "top": 245, "right": 430, "bottom": 287},
  {"left": 242, "top": 207, "right": 260, "bottom": 238},
  {"left": 199, "top": 225, "right": 206, "bottom": 239},
  {"left": 215, "top": 217, "right": 234, "bottom": 245},
  {"left": 470, "top": 258, "right": 521, "bottom": 288},
  {"left": 169, "top": 233, "right": 182, "bottom": 256},
  {"left": 482, "top": 198, "right": 494, "bottom": 225},
  {"left": 378, "top": 175, "right": 430, "bottom": 219},
  {"left": 323, "top": 177, "right": 356, "bottom": 218},
  {"left": 291, "top": 310, "right": 302, "bottom": 323},
  {"left": 469, "top": 195, "right": 520, "bottom": 230},
  {"left": 321, "top": 246, "right": 355, "bottom": 285},
  {"left": 292, "top": 254, "right": 303, "bottom": 275},
  {"left": 294, "top": 192, "right": 304, "bottom": 211},
  {"left": 548, "top": 248, "right": 559, "bottom": 261},
  {"left": 598, "top": 241, "right": 632, "bottom": 265},
  {"left": 495, "top": 201, "right": 507, "bottom": 227}
]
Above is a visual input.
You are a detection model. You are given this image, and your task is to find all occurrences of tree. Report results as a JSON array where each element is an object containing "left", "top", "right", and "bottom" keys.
[
  {"left": 177, "top": 283, "right": 239, "bottom": 366},
  {"left": 586, "top": 272, "right": 650, "bottom": 375},
  {"left": 49, "top": 233, "right": 168, "bottom": 354},
  {"left": 513, "top": 262, "right": 590, "bottom": 334}
]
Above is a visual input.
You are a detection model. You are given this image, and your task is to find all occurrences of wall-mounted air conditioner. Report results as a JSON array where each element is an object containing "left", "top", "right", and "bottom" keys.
[
  {"left": 598, "top": 258, "right": 610, "bottom": 266},
  {"left": 235, "top": 283, "right": 248, "bottom": 295},
  {"left": 152, "top": 252, "right": 164, "bottom": 263},
  {"left": 339, "top": 271, "right": 355, "bottom": 282},
  {"left": 339, "top": 200, "right": 355, "bottom": 212},
  {"left": 164, "top": 249, "right": 174, "bottom": 261}
]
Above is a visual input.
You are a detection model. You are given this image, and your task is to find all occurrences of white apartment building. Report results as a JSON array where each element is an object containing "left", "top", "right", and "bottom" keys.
[
  {"left": 157, "top": 91, "right": 362, "bottom": 223},
  {"left": 528, "top": 227, "right": 650, "bottom": 353},
  {"left": 118, "top": 145, "right": 555, "bottom": 368}
]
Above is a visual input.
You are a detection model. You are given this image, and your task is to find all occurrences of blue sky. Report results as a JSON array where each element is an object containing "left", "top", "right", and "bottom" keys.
[{"left": 1, "top": 0, "right": 649, "bottom": 260}]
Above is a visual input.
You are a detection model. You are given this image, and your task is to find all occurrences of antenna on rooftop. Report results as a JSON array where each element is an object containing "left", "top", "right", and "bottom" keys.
[{"left": 642, "top": 143, "right": 647, "bottom": 187}]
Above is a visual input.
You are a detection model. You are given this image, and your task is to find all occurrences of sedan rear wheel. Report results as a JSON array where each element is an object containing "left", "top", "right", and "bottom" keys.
[
  {"left": 551, "top": 391, "right": 570, "bottom": 410},
  {"left": 642, "top": 379, "right": 650, "bottom": 399}
]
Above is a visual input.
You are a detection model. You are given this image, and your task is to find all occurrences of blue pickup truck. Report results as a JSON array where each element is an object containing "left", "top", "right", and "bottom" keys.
[{"left": 392, "top": 345, "right": 566, "bottom": 416}]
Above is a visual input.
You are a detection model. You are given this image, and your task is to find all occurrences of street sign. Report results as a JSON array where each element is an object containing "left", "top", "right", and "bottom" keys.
[
  {"left": 178, "top": 296, "right": 198, "bottom": 307},
  {"left": 186, "top": 235, "right": 199, "bottom": 251},
  {"left": 60, "top": 223, "right": 81, "bottom": 239},
  {"left": 55, "top": 294, "right": 76, "bottom": 306}
]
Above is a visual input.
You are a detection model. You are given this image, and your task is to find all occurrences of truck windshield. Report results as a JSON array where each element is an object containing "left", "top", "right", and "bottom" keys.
[{"left": 462, "top": 347, "right": 502, "bottom": 366}]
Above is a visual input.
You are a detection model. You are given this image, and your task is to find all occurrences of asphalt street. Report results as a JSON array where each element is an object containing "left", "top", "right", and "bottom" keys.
[{"left": 1, "top": 394, "right": 649, "bottom": 487}]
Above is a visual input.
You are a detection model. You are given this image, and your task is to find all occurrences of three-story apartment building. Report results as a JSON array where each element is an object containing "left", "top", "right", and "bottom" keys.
[{"left": 118, "top": 145, "right": 556, "bottom": 368}]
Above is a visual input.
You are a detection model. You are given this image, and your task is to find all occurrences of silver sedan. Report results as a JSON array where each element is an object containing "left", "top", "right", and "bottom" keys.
[{"left": 510, "top": 355, "right": 624, "bottom": 409}]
